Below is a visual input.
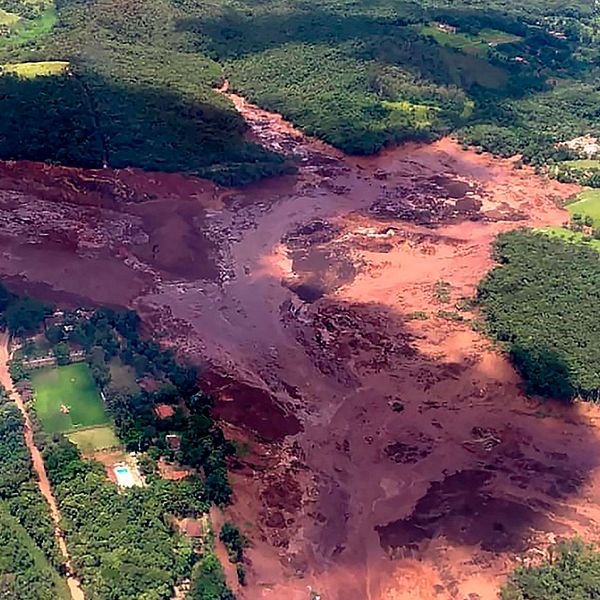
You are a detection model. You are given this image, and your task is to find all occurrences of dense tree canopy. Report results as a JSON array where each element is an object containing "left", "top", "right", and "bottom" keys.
[
  {"left": 502, "top": 540, "right": 600, "bottom": 600},
  {"left": 478, "top": 229, "right": 600, "bottom": 401},
  {"left": 1, "top": 0, "right": 600, "bottom": 173}
]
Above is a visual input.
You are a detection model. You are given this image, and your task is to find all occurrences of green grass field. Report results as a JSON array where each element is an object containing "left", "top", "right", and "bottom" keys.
[
  {"left": 537, "top": 226, "right": 600, "bottom": 251},
  {"left": 420, "top": 24, "right": 521, "bottom": 55},
  {"left": 566, "top": 189, "right": 600, "bottom": 226},
  {"left": 562, "top": 159, "right": 600, "bottom": 170},
  {"left": 0, "top": 61, "right": 69, "bottom": 78},
  {"left": 31, "top": 363, "right": 110, "bottom": 434},
  {"left": 67, "top": 426, "right": 120, "bottom": 453}
]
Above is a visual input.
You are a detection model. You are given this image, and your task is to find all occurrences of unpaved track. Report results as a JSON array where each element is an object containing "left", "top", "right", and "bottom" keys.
[
  {"left": 0, "top": 332, "right": 84, "bottom": 600},
  {"left": 0, "top": 97, "right": 596, "bottom": 600}
]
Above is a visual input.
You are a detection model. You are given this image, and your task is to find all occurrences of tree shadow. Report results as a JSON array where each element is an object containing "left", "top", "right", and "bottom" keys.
[{"left": 0, "top": 72, "right": 294, "bottom": 186}]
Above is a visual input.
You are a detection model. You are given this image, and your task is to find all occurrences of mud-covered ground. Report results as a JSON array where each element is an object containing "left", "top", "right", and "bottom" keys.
[{"left": 0, "top": 99, "right": 598, "bottom": 600}]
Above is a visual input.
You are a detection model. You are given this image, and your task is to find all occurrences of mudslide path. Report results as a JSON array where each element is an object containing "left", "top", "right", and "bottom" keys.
[
  {"left": 0, "top": 94, "right": 598, "bottom": 599},
  {"left": 0, "top": 332, "right": 85, "bottom": 600}
]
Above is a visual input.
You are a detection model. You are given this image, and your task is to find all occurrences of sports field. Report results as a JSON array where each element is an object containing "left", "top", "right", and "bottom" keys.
[
  {"left": 67, "top": 426, "right": 120, "bottom": 453},
  {"left": 31, "top": 363, "right": 110, "bottom": 434}
]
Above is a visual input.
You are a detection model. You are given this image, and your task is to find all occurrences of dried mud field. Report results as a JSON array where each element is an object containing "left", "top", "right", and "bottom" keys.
[{"left": 1, "top": 98, "right": 599, "bottom": 600}]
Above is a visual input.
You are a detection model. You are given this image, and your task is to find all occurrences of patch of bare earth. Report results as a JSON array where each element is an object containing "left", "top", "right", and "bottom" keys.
[{"left": 0, "top": 98, "right": 595, "bottom": 600}]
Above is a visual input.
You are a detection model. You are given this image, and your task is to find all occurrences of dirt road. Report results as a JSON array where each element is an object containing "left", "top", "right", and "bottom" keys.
[
  {"left": 0, "top": 332, "right": 85, "bottom": 600},
  {"left": 0, "top": 96, "right": 597, "bottom": 600}
]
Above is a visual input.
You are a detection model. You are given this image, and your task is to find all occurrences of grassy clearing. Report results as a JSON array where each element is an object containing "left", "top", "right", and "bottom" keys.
[
  {"left": 0, "top": 5, "right": 57, "bottom": 47},
  {"left": 566, "top": 189, "right": 600, "bottom": 225},
  {"left": 0, "top": 8, "right": 20, "bottom": 25},
  {"left": 67, "top": 426, "right": 120, "bottom": 453},
  {"left": 31, "top": 363, "right": 110, "bottom": 433},
  {"left": 381, "top": 100, "right": 438, "bottom": 128},
  {"left": 562, "top": 159, "right": 600, "bottom": 170},
  {"left": 0, "top": 61, "right": 69, "bottom": 77},
  {"left": 537, "top": 226, "right": 600, "bottom": 251},
  {"left": 108, "top": 358, "right": 139, "bottom": 394},
  {"left": 420, "top": 25, "right": 521, "bottom": 55}
]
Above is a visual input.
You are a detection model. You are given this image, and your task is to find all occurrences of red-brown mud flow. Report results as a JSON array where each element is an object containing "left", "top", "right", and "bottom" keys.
[{"left": 0, "top": 99, "right": 598, "bottom": 600}]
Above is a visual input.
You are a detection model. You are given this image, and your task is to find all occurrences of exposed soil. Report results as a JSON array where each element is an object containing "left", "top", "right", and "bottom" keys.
[{"left": 0, "top": 95, "right": 596, "bottom": 600}]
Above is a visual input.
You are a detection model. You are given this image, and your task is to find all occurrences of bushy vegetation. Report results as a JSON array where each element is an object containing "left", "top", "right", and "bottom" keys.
[
  {"left": 0, "top": 0, "right": 292, "bottom": 185},
  {"left": 478, "top": 229, "right": 600, "bottom": 401},
  {"left": 188, "top": 554, "right": 235, "bottom": 600},
  {"left": 41, "top": 435, "right": 201, "bottom": 600},
  {"left": 0, "top": 389, "right": 67, "bottom": 597},
  {"left": 502, "top": 540, "right": 600, "bottom": 600},
  {"left": 1, "top": 0, "right": 600, "bottom": 171}
]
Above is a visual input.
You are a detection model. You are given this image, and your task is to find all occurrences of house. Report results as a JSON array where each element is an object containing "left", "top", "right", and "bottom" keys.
[
  {"left": 154, "top": 403, "right": 175, "bottom": 419},
  {"left": 166, "top": 434, "right": 181, "bottom": 450},
  {"left": 180, "top": 518, "right": 204, "bottom": 538},
  {"left": 435, "top": 22, "right": 457, "bottom": 34}
]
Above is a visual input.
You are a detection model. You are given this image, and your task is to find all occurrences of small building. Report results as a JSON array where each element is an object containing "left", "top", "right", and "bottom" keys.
[
  {"left": 154, "top": 403, "right": 175, "bottom": 419},
  {"left": 166, "top": 434, "right": 181, "bottom": 450},
  {"left": 180, "top": 518, "right": 204, "bottom": 538},
  {"left": 435, "top": 22, "right": 457, "bottom": 34}
]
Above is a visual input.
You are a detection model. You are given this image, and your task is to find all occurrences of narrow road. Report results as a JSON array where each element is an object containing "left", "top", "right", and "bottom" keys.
[{"left": 0, "top": 331, "right": 85, "bottom": 600}]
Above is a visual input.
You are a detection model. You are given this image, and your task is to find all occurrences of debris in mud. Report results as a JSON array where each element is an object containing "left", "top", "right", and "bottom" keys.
[
  {"left": 289, "top": 300, "right": 416, "bottom": 384},
  {"left": 384, "top": 436, "right": 432, "bottom": 464},
  {"left": 375, "top": 469, "right": 568, "bottom": 556},
  {"left": 282, "top": 219, "right": 358, "bottom": 302},
  {"left": 368, "top": 176, "right": 483, "bottom": 225}
]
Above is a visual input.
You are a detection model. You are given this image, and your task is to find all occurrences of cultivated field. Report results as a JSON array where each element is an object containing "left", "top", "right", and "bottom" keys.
[{"left": 31, "top": 363, "right": 118, "bottom": 450}]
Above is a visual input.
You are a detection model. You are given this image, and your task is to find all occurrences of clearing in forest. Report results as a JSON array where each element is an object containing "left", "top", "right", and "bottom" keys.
[
  {"left": 0, "top": 61, "right": 69, "bottom": 77},
  {"left": 420, "top": 24, "right": 522, "bottom": 54},
  {"left": 31, "top": 363, "right": 118, "bottom": 450},
  {"left": 567, "top": 189, "right": 600, "bottom": 226}
]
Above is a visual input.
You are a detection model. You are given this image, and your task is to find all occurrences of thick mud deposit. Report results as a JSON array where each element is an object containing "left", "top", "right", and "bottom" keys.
[{"left": 1, "top": 99, "right": 599, "bottom": 600}]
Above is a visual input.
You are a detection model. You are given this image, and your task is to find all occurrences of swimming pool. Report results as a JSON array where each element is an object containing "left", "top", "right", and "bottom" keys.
[{"left": 114, "top": 465, "right": 135, "bottom": 488}]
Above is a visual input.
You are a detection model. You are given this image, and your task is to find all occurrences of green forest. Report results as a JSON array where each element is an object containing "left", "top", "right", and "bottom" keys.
[
  {"left": 502, "top": 540, "right": 600, "bottom": 600},
  {"left": 0, "top": 0, "right": 600, "bottom": 178},
  {"left": 0, "top": 286, "right": 238, "bottom": 600},
  {"left": 478, "top": 229, "right": 600, "bottom": 401},
  {"left": 0, "top": 389, "right": 69, "bottom": 599}
]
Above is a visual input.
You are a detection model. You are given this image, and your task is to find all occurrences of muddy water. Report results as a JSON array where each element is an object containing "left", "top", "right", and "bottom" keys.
[{"left": 0, "top": 97, "right": 595, "bottom": 600}]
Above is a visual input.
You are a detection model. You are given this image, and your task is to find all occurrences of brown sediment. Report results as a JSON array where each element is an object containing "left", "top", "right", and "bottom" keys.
[
  {"left": 0, "top": 332, "right": 85, "bottom": 600},
  {"left": 0, "top": 94, "right": 593, "bottom": 600}
]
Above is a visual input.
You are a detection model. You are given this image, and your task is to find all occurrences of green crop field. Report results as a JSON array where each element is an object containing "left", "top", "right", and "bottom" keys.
[
  {"left": 31, "top": 363, "right": 111, "bottom": 434},
  {"left": 566, "top": 189, "right": 600, "bottom": 226}
]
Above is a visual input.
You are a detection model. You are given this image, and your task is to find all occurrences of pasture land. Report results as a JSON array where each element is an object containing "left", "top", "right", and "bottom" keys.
[
  {"left": 31, "top": 363, "right": 111, "bottom": 434},
  {"left": 420, "top": 25, "right": 521, "bottom": 55},
  {"left": 566, "top": 189, "right": 600, "bottom": 226},
  {"left": 562, "top": 159, "right": 600, "bottom": 170},
  {"left": 0, "top": 61, "right": 69, "bottom": 77},
  {"left": 0, "top": 4, "right": 57, "bottom": 47}
]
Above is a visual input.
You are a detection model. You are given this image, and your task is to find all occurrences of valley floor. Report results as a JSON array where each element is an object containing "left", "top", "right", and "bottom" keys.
[{"left": 0, "top": 97, "right": 597, "bottom": 600}]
